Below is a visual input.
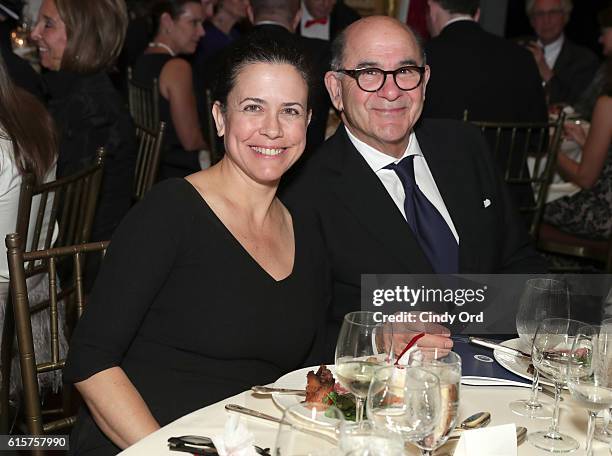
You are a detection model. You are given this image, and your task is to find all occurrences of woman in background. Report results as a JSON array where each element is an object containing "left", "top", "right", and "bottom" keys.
[
  {"left": 0, "top": 51, "right": 59, "bottom": 390},
  {"left": 31, "top": 0, "right": 136, "bottom": 246},
  {"left": 543, "top": 7, "right": 612, "bottom": 240},
  {"left": 133, "top": 0, "right": 209, "bottom": 179}
]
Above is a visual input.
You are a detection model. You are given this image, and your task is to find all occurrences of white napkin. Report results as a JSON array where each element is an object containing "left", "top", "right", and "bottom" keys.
[
  {"left": 211, "top": 414, "right": 259, "bottom": 456},
  {"left": 453, "top": 424, "right": 517, "bottom": 456}
]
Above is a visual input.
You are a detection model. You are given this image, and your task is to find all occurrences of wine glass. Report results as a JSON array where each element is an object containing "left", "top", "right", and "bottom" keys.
[
  {"left": 528, "top": 318, "right": 586, "bottom": 452},
  {"left": 339, "top": 420, "right": 406, "bottom": 456},
  {"left": 567, "top": 324, "right": 612, "bottom": 456},
  {"left": 274, "top": 402, "right": 344, "bottom": 456},
  {"left": 335, "top": 311, "right": 394, "bottom": 423},
  {"left": 366, "top": 365, "right": 441, "bottom": 447},
  {"left": 404, "top": 348, "right": 461, "bottom": 456},
  {"left": 511, "top": 278, "right": 570, "bottom": 419}
]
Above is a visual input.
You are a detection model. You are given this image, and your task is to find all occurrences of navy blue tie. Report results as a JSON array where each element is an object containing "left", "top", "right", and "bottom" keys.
[{"left": 386, "top": 155, "right": 459, "bottom": 273}]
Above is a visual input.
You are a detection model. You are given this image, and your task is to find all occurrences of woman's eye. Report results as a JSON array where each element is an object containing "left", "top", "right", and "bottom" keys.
[
  {"left": 282, "top": 108, "right": 301, "bottom": 116},
  {"left": 243, "top": 104, "right": 262, "bottom": 112},
  {"left": 44, "top": 20, "right": 53, "bottom": 28}
]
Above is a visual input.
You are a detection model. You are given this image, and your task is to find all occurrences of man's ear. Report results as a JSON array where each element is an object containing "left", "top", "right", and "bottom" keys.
[
  {"left": 247, "top": 5, "right": 255, "bottom": 24},
  {"left": 473, "top": 8, "right": 481, "bottom": 22},
  {"left": 324, "top": 71, "right": 344, "bottom": 112},
  {"left": 211, "top": 101, "right": 226, "bottom": 137},
  {"left": 292, "top": 8, "right": 302, "bottom": 31},
  {"left": 160, "top": 12, "right": 174, "bottom": 33}
]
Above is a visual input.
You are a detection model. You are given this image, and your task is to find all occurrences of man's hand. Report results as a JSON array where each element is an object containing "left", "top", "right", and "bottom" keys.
[
  {"left": 525, "top": 42, "right": 554, "bottom": 83},
  {"left": 563, "top": 121, "right": 588, "bottom": 147},
  {"left": 387, "top": 312, "right": 453, "bottom": 360}
]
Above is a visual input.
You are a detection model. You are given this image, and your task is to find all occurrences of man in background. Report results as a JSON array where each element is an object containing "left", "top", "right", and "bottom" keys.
[
  {"left": 525, "top": 0, "right": 599, "bottom": 105},
  {"left": 299, "top": 0, "right": 359, "bottom": 41}
]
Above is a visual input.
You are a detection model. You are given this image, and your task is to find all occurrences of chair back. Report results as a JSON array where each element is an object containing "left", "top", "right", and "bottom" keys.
[
  {"left": 5, "top": 233, "right": 109, "bottom": 439},
  {"left": 466, "top": 113, "right": 565, "bottom": 239},
  {"left": 127, "top": 67, "right": 159, "bottom": 132},
  {"left": 133, "top": 121, "right": 166, "bottom": 201}
]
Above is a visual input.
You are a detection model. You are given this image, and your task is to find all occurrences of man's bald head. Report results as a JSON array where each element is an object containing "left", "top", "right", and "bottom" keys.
[
  {"left": 249, "top": 0, "right": 300, "bottom": 25},
  {"left": 330, "top": 16, "right": 426, "bottom": 71}
]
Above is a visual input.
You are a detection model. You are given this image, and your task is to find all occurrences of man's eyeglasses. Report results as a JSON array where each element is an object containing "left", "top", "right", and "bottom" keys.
[
  {"left": 530, "top": 9, "right": 565, "bottom": 19},
  {"left": 336, "top": 66, "right": 426, "bottom": 92}
]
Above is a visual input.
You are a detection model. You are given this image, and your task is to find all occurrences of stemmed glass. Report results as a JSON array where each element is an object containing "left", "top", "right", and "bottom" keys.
[
  {"left": 567, "top": 324, "right": 612, "bottom": 456},
  {"left": 404, "top": 348, "right": 461, "bottom": 456},
  {"left": 511, "top": 278, "right": 570, "bottom": 419},
  {"left": 366, "top": 365, "right": 441, "bottom": 449},
  {"left": 335, "top": 311, "right": 394, "bottom": 423},
  {"left": 528, "top": 318, "right": 586, "bottom": 452}
]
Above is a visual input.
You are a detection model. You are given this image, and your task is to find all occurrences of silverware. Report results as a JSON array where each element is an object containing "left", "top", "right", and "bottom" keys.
[
  {"left": 454, "top": 412, "right": 491, "bottom": 432},
  {"left": 469, "top": 337, "right": 531, "bottom": 358},
  {"left": 225, "top": 404, "right": 281, "bottom": 424},
  {"left": 251, "top": 386, "right": 306, "bottom": 395}
]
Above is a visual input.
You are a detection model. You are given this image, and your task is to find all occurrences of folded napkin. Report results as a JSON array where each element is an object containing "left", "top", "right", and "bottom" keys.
[
  {"left": 454, "top": 424, "right": 517, "bottom": 456},
  {"left": 212, "top": 414, "right": 259, "bottom": 456}
]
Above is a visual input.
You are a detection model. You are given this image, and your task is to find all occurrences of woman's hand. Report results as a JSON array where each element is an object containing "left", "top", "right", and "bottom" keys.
[
  {"left": 563, "top": 122, "right": 588, "bottom": 147},
  {"left": 75, "top": 367, "right": 160, "bottom": 449}
]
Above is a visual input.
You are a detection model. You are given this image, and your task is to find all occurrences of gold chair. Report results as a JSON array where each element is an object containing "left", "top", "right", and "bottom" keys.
[
  {"left": 5, "top": 233, "right": 109, "bottom": 442},
  {"left": 133, "top": 121, "right": 166, "bottom": 202},
  {"left": 466, "top": 113, "right": 566, "bottom": 240},
  {"left": 127, "top": 67, "right": 159, "bottom": 132},
  {"left": 0, "top": 149, "right": 105, "bottom": 433}
]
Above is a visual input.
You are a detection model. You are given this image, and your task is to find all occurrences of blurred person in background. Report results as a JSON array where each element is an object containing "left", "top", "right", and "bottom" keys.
[
  {"left": 524, "top": 0, "right": 599, "bottom": 105},
  {"left": 31, "top": 0, "right": 136, "bottom": 249},
  {"left": 542, "top": 6, "right": 612, "bottom": 240},
  {"left": 299, "top": 0, "right": 359, "bottom": 41},
  {"left": 133, "top": 0, "right": 210, "bottom": 179}
]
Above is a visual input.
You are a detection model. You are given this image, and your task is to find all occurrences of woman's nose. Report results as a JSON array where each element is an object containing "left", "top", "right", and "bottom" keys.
[
  {"left": 260, "top": 113, "right": 283, "bottom": 138},
  {"left": 30, "top": 22, "right": 42, "bottom": 41}
]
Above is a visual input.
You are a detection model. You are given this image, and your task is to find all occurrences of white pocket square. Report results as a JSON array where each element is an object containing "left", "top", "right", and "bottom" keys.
[{"left": 483, "top": 198, "right": 492, "bottom": 208}]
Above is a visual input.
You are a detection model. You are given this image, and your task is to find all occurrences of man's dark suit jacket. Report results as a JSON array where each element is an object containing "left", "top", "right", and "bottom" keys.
[
  {"left": 282, "top": 119, "right": 544, "bottom": 359},
  {"left": 547, "top": 37, "right": 600, "bottom": 106},
  {"left": 299, "top": 1, "right": 360, "bottom": 41},
  {"left": 423, "top": 20, "right": 547, "bottom": 123}
]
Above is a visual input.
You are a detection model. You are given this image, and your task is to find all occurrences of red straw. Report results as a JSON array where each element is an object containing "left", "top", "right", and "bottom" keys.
[{"left": 394, "top": 332, "right": 426, "bottom": 365}]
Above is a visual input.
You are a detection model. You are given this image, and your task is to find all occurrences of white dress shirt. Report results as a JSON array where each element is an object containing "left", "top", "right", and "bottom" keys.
[
  {"left": 539, "top": 34, "right": 564, "bottom": 69},
  {"left": 441, "top": 16, "right": 475, "bottom": 31},
  {"left": 345, "top": 126, "right": 460, "bottom": 243},
  {"left": 300, "top": 2, "right": 330, "bottom": 41}
]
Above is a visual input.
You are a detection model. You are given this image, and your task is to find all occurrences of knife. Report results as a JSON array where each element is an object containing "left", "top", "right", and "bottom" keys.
[
  {"left": 469, "top": 337, "right": 531, "bottom": 358},
  {"left": 225, "top": 404, "right": 282, "bottom": 424}
]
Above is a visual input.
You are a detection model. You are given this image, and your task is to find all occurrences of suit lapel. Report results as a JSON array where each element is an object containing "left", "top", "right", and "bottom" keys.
[
  {"left": 323, "top": 128, "right": 434, "bottom": 273},
  {"left": 415, "top": 124, "right": 479, "bottom": 272}
]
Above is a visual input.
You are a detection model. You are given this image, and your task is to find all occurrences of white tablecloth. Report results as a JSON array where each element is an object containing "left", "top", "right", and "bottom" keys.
[{"left": 119, "top": 385, "right": 609, "bottom": 455}]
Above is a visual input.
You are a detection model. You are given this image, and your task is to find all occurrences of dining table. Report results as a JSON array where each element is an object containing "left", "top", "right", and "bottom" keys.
[{"left": 119, "top": 379, "right": 610, "bottom": 455}]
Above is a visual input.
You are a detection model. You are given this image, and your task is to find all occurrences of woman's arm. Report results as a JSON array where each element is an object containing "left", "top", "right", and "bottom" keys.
[
  {"left": 159, "top": 58, "right": 207, "bottom": 151},
  {"left": 557, "top": 96, "right": 612, "bottom": 189},
  {"left": 75, "top": 367, "right": 160, "bottom": 449}
]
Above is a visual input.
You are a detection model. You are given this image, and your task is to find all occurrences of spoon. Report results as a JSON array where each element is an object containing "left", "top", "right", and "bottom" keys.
[
  {"left": 454, "top": 411, "right": 491, "bottom": 432},
  {"left": 251, "top": 386, "right": 306, "bottom": 395}
]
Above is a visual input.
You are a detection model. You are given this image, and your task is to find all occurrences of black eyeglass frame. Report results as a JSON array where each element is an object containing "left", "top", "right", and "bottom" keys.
[{"left": 336, "top": 66, "right": 426, "bottom": 92}]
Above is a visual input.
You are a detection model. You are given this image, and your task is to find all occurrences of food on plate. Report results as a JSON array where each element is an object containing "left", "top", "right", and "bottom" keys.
[{"left": 305, "top": 365, "right": 358, "bottom": 420}]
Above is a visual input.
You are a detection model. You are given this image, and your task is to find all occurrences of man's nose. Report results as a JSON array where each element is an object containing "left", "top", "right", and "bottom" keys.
[{"left": 377, "top": 73, "right": 402, "bottom": 101}]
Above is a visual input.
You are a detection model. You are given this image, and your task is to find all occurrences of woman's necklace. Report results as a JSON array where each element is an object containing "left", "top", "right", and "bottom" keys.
[{"left": 148, "top": 42, "right": 176, "bottom": 57}]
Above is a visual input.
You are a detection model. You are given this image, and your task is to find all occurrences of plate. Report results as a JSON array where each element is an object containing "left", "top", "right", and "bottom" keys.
[
  {"left": 271, "top": 365, "right": 338, "bottom": 424},
  {"left": 493, "top": 338, "right": 555, "bottom": 387}
]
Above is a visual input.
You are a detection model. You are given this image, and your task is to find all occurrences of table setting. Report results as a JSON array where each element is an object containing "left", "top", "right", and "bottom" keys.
[{"left": 119, "top": 279, "right": 612, "bottom": 455}]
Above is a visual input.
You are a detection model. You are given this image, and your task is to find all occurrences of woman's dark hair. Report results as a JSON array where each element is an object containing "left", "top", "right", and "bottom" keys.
[
  {"left": 57, "top": 0, "right": 128, "bottom": 73},
  {"left": 212, "top": 32, "right": 313, "bottom": 110},
  {"left": 150, "top": 0, "right": 200, "bottom": 34},
  {"left": 0, "top": 54, "right": 56, "bottom": 183}
]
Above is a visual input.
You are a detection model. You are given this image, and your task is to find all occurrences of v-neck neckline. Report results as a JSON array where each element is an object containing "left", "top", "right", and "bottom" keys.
[{"left": 182, "top": 179, "right": 297, "bottom": 283}]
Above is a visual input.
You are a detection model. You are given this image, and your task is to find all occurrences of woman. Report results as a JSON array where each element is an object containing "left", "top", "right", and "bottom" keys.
[
  {"left": 543, "top": 7, "right": 612, "bottom": 240},
  {"left": 132, "top": 0, "right": 209, "bottom": 179},
  {"left": 30, "top": 0, "right": 136, "bottom": 247},
  {"left": 63, "top": 35, "right": 328, "bottom": 454},
  {"left": 0, "top": 52, "right": 60, "bottom": 390}
]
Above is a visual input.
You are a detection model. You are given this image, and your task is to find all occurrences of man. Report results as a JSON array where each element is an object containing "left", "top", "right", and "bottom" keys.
[
  {"left": 246, "top": 0, "right": 331, "bottom": 152},
  {"left": 525, "top": 0, "right": 599, "bottom": 105},
  {"left": 299, "top": 0, "right": 359, "bottom": 41},
  {"left": 423, "top": 0, "right": 547, "bottom": 124},
  {"left": 283, "top": 16, "right": 543, "bottom": 358}
]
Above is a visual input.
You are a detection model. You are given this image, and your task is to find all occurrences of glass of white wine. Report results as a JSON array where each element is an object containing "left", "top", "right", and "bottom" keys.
[
  {"left": 567, "top": 324, "right": 612, "bottom": 456},
  {"left": 366, "top": 365, "right": 441, "bottom": 447},
  {"left": 528, "top": 318, "right": 586, "bottom": 452},
  {"left": 511, "top": 278, "right": 569, "bottom": 419},
  {"left": 335, "top": 311, "right": 394, "bottom": 423},
  {"left": 404, "top": 348, "right": 461, "bottom": 456}
]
